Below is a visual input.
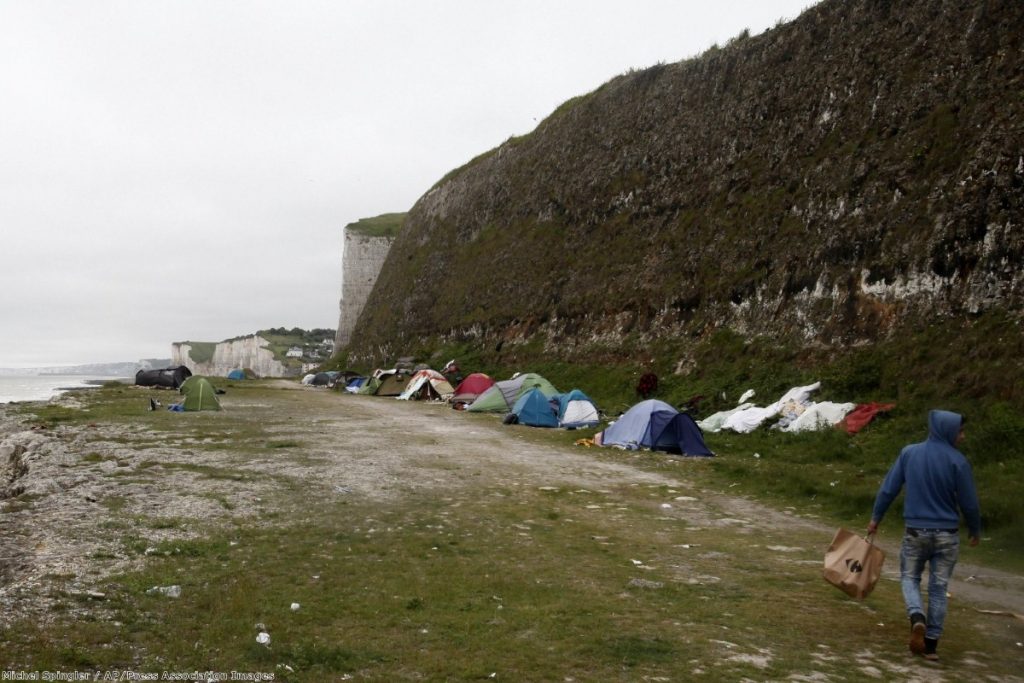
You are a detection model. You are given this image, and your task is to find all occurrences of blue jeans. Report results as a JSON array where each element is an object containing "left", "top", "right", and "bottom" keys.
[{"left": 900, "top": 529, "right": 960, "bottom": 639}]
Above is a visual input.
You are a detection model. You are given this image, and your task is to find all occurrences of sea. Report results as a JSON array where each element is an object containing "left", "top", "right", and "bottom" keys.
[{"left": 0, "top": 374, "right": 125, "bottom": 404}]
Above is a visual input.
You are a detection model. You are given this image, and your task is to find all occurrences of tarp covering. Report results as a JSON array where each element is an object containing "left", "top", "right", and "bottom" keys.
[
  {"left": 557, "top": 389, "right": 600, "bottom": 429},
  {"left": 136, "top": 366, "right": 192, "bottom": 389},
  {"left": 697, "top": 403, "right": 755, "bottom": 433},
  {"left": 510, "top": 387, "right": 559, "bottom": 427},
  {"left": 840, "top": 402, "right": 896, "bottom": 434},
  {"left": 779, "top": 401, "right": 856, "bottom": 432},
  {"left": 179, "top": 376, "right": 222, "bottom": 411},
  {"left": 720, "top": 382, "right": 821, "bottom": 433}
]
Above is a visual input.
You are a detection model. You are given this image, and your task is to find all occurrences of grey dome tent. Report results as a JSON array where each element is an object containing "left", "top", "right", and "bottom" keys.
[{"left": 136, "top": 366, "right": 192, "bottom": 389}]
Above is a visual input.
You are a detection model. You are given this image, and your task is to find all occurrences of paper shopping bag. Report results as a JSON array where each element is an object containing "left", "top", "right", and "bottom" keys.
[{"left": 823, "top": 528, "right": 885, "bottom": 599}]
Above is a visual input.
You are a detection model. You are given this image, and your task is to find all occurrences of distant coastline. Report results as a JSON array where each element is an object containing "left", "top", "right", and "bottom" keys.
[
  {"left": 0, "top": 358, "right": 171, "bottom": 377},
  {"left": 0, "top": 374, "right": 128, "bottom": 404}
]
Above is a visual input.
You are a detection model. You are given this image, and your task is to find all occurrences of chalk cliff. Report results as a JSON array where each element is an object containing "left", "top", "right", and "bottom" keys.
[
  {"left": 334, "top": 214, "right": 403, "bottom": 350},
  {"left": 172, "top": 336, "right": 289, "bottom": 378}
]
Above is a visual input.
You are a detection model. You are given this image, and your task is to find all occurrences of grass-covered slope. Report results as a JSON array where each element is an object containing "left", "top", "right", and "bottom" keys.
[{"left": 345, "top": 212, "right": 406, "bottom": 238}]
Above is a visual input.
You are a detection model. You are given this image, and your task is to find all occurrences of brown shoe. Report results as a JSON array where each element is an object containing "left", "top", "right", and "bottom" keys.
[{"left": 909, "top": 614, "right": 926, "bottom": 655}]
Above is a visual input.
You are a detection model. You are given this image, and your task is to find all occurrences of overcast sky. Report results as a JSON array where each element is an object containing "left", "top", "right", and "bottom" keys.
[{"left": 1, "top": 1, "right": 813, "bottom": 368}]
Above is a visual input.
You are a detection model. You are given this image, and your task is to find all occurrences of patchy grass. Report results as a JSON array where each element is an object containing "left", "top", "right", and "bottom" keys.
[
  {"left": 2, "top": 377, "right": 1020, "bottom": 678},
  {"left": 3, "top": 482, "right": 1021, "bottom": 679}
]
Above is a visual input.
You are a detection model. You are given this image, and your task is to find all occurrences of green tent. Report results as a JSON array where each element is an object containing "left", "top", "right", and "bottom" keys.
[
  {"left": 357, "top": 376, "right": 382, "bottom": 395},
  {"left": 179, "top": 376, "right": 222, "bottom": 411},
  {"left": 467, "top": 373, "right": 559, "bottom": 412}
]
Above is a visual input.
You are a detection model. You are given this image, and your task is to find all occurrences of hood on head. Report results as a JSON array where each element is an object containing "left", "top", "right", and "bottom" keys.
[{"left": 928, "top": 409, "right": 963, "bottom": 446}]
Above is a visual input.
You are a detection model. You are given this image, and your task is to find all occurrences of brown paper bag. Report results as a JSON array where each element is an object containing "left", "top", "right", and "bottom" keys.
[{"left": 823, "top": 528, "right": 885, "bottom": 599}]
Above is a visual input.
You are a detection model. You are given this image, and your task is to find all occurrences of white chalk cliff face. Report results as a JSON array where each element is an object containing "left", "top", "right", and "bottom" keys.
[
  {"left": 335, "top": 228, "right": 393, "bottom": 349},
  {"left": 171, "top": 336, "right": 288, "bottom": 378}
]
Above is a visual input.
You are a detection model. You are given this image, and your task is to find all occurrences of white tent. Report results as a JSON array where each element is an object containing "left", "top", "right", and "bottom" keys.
[{"left": 397, "top": 369, "right": 455, "bottom": 401}]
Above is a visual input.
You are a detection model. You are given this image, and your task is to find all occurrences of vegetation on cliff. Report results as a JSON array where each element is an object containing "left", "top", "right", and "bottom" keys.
[
  {"left": 349, "top": 0, "right": 1022, "bottom": 366},
  {"left": 345, "top": 212, "right": 406, "bottom": 238}
]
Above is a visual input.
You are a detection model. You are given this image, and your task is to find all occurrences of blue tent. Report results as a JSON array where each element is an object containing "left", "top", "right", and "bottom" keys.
[
  {"left": 648, "top": 411, "right": 714, "bottom": 456},
  {"left": 510, "top": 387, "right": 559, "bottom": 428},
  {"left": 599, "top": 399, "right": 713, "bottom": 456},
  {"left": 344, "top": 376, "right": 367, "bottom": 393},
  {"left": 227, "top": 369, "right": 246, "bottom": 380}
]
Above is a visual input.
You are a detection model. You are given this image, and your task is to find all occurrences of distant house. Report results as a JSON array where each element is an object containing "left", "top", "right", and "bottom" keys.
[{"left": 286, "top": 346, "right": 304, "bottom": 358}]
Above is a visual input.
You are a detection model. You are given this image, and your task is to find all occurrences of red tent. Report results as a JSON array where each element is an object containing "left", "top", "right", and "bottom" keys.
[
  {"left": 450, "top": 373, "right": 495, "bottom": 406},
  {"left": 840, "top": 402, "right": 896, "bottom": 434}
]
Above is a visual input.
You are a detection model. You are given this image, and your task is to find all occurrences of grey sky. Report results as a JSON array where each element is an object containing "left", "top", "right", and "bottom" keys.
[{"left": 1, "top": 1, "right": 812, "bottom": 368}]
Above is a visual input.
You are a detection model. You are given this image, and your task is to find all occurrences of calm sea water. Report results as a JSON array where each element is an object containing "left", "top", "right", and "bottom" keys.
[{"left": 0, "top": 375, "right": 123, "bottom": 404}]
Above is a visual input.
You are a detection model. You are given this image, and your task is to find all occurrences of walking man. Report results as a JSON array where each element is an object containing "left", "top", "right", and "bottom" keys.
[{"left": 867, "top": 409, "right": 981, "bottom": 661}]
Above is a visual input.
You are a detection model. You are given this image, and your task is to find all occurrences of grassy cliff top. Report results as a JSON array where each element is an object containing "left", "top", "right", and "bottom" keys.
[{"left": 345, "top": 213, "right": 406, "bottom": 238}]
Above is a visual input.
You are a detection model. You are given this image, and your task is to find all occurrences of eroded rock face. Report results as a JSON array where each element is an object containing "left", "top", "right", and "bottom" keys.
[{"left": 349, "top": 0, "right": 1023, "bottom": 364}]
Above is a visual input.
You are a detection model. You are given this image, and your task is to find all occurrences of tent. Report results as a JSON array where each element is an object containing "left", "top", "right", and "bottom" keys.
[
  {"left": 467, "top": 373, "right": 558, "bottom": 412},
  {"left": 598, "top": 399, "right": 713, "bottom": 456},
  {"left": 357, "top": 376, "right": 382, "bottom": 395},
  {"left": 649, "top": 412, "right": 714, "bottom": 456},
  {"left": 310, "top": 372, "right": 333, "bottom": 386},
  {"left": 178, "top": 376, "right": 222, "bottom": 411},
  {"left": 450, "top": 373, "right": 495, "bottom": 405},
  {"left": 398, "top": 369, "right": 455, "bottom": 401},
  {"left": 557, "top": 389, "right": 600, "bottom": 429},
  {"left": 509, "top": 387, "right": 559, "bottom": 427},
  {"left": 226, "top": 369, "right": 246, "bottom": 380},
  {"left": 343, "top": 376, "right": 368, "bottom": 393},
  {"left": 136, "top": 366, "right": 192, "bottom": 389},
  {"left": 358, "top": 369, "right": 410, "bottom": 396}
]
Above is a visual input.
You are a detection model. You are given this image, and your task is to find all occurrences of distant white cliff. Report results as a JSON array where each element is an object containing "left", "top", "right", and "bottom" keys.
[{"left": 172, "top": 336, "right": 290, "bottom": 378}]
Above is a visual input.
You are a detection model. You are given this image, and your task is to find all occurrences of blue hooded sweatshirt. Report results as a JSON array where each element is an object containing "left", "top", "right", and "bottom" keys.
[{"left": 871, "top": 410, "right": 981, "bottom": 537}]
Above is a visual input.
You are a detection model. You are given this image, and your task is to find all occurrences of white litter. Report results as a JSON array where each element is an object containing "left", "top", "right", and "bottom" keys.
[
  {"left": 146, "top": 585, "right": 181, "bottom": 599},
  {"left": 290, "top": 602, "right": 300, "bottom": 611},
  {"left": 257, "top": 631, "right": 271, "bottom": 646}
]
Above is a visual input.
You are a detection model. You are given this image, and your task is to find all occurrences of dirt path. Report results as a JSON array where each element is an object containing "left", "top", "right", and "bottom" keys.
[{"left": 2, "top": 382, "right": 1022, "bottom": 632}]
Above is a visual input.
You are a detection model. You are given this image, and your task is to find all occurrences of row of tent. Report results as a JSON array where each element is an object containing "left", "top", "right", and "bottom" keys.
[{"left": 338, "top": 366, "right": 715, "bottom": 456}]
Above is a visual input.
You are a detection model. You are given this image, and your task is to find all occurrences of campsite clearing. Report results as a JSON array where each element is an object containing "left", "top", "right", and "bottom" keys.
[{"left": 1, "top": 381, "right": 1022, "bottom": 680}]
